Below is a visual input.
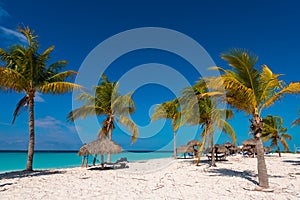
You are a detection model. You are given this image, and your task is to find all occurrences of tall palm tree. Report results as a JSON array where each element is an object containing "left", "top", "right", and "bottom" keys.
[
  {"left": 208, "top": 48, "right": 300, "bottom": 188},
  {"left": 67, "top": 75, "right": 138, "bottom": 163},
  {"left": 180, "top": 79, "right": 236, "bottom": 167},
  {"left": 0, "top": 26, "right": 82, "bottom": 171},
  {"left": 151, "top": 99, "right": 180, "bottom": 158},
  {"left": 262, "top": 115, "right": 292, "bottom": 157}
]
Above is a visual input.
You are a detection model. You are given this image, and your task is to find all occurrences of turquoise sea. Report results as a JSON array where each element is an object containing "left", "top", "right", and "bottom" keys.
[{"left": 0, "top": 151, "right": 173, "bottom": 173}]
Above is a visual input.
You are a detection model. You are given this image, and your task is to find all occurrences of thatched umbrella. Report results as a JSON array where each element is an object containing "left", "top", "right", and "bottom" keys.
[
  {"left": 177, "top": 145, "right": 195, "bottom": 158},
  {"left": 263, "top": 146, "right": 272, "bottom": 153},
  {"left": 78, "top": 144, "right": 89, "bottom": 156},
  {"left": 242, "top": 138, "right": 257, "bottom": 146},
  {"left": 223, "top": 142, "right": 233, "bottom": 148},
  {"left": 215, "top": 145, "right": 228, "bottom": 154},
  {"left": 86, "top": 138, "right": 122, "bottom": 168},
  {"left": 242, "top": 138, "right": 257, "bottom": 157},
  {"left": 186, "top": 140, "right": 202, "bottom": 147}
]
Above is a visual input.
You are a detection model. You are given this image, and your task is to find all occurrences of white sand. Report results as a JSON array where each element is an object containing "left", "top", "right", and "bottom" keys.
[{"left": 0, "top": 153, "right": 299, "bottom": 200}]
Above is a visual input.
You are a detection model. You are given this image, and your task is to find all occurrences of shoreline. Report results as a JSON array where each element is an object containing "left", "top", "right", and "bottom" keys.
[{"left": 0, "top": 153, "right": 299, "bottom": 199}]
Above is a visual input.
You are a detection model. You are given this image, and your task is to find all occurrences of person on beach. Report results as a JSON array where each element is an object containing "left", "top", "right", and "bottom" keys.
[{"left": 81, "top": 144, "right": 89, "bottom": 167}]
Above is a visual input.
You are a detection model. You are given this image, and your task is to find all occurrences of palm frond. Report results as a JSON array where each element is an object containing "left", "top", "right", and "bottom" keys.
[
  {"left": 261, "top": 82, "right": 300, "bottom": 111},
  {"left": 12, "top": 95, "right": 29, "bottom": 124},
  {"left": 292, "top": 118, "right": 300, "bottom": 126},
  {"left": 219, "top": 119, "right": 236, "bottom": 145},
  {"left": 67, "top": 105, "right": 104, "bottom": 121},
  {"left": 0, "top": 67, "right": 27, "bottom": 92},
  {"left": 119, "top": 115, "right": 139, "bottom": 144},
  {"left": 39, "top": 82, "right": 83, "bottom": 94},
  {"left": 46, "top": 70, "right": 77, "bottom": 82}
]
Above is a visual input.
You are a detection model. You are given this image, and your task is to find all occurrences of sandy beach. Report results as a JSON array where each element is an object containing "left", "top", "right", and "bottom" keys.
[{"left": 0, "top": 153, "right": 299, "bottom": 200}]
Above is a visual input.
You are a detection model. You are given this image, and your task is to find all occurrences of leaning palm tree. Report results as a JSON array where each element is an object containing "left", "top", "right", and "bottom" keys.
[
  {"left": 262, "top": 115, "right": 292, "bottom": 157},
  {"left": 208, "top": 48, "right": 300, "bottom": 188},
  {"left": 67, "top": 75, "right": 138, "bottom": 163},
  {"left": 0, "top": 26, "right": 82, "bottom": 171},
  {"left": 151, "top": 99, "right": 180, "bottom": 158},
  {"left": 180, "top": 79, "right": 236, "bottom": 167}
]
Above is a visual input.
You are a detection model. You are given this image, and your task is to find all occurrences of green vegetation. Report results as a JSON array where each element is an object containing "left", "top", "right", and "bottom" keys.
[
  {"left": 262, "top": 115, "right": 292, "bottom": 157},
  {"left": 207, "top": 49, "right": 300, "bottom": 188},
  {"left": 68, "top": 75, "right": 138, "bottom": 163},
  {"left": 0, "top": 26, "right": 82, "bottom": 171},
  {"left": 151, "top": 99, "right": 181, "bottom": 158}
]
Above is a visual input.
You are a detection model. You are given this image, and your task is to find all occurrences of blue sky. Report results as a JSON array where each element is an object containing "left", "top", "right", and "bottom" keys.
[{"left": 0, "top": 0, "right": 299, "bottom": 151}]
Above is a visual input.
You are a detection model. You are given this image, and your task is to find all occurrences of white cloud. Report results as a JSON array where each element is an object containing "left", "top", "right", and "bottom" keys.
[
  {"left": 35, "top": 92, "right": 45, "bottom": 103},
  {"left": 35, "top": 116, "right": 77, "bottom": 134},
  {"left": 0, "top": 26, "right": 27, "bottom": 44}
]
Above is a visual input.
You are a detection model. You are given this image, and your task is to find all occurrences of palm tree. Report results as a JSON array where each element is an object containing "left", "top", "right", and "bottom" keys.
[
  {"left": 208, "top": 48, "right": 300, "bottom": 188},
  {"left": 262, "top": 115, "right": 292, "bottom": 157},
  {"left": 151, "top": 99, "right": 180, "bottom": 158},
  {"left": 0, "top": 26, "right": 82, "bottom": 171},
  {"left": 180, "top": 79, "right": 236, "bottom": 167},
  {"left": 67, "top": 75, "right": 138, "bottom": 163}
]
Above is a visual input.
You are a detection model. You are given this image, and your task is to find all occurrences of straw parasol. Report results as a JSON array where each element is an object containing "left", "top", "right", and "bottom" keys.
[
  {"left": 86, "top": 138, "right": 122, "bottom": 168},
  {"left": 177, "top": 145, "right": 194, "bottom": 153},
  {"left": 242, "top": 138, "right": 257, "bottom": 146},
  {"left": 78, "top": 144, "right": 89, "bottom": 156},
  {"left": 177, "top": 145, "right": 195, "bottom": 158},
  {"left": 214, "top": 145, "right": 228, "bottom": 154},
  {"left": 86, "top": 138, "right": 122, "bottom": 155},
  {"left": 186, "top": 140, "right": 202, "bottom": 147},
  {"left": 223, "top": 142, "right": 233, "bottom": 148}
]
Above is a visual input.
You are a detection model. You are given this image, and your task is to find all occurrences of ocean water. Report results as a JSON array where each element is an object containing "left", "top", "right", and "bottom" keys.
[{"left": 0, "top": 151, "right": 172, "bottom": 173}]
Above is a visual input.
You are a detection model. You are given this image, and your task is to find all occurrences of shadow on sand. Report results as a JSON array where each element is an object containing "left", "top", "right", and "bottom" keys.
[
  {"left": 207, "top": 168, "right": 284, "bottom": 185},
  {"left": 0, "top": 170, "right": 65, "bottom": 181},
  {"left": 283, "top": 159, "right": 300, "bottom": 166}
]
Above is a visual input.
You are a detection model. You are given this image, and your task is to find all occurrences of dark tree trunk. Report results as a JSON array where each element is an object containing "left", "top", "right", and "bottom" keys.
[
  {"left": 210, "top": 137, "right": 216, "bottom": 167},
  {"left": 252, "top": 114, "right": 269, "bottom": 188},
  {"left": 26, "top": 95, "right": 35, "bottom": 171},
  {"left": 101, "top": 154, "right": 104, "bottom": 169},
  {"left": 196, "top": 127, "right": 208, "bottom": 166},
  {"left": 93, "top": 154, "right": 97, "bottom": 165},
  {"left": 277, "top": 146, "right": 281, "bottom": 157}
]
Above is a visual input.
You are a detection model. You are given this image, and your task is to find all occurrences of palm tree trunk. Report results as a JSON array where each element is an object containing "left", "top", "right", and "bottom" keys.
[
  {"left": 107, "top": 127, "right": 113, "bottom": 163},
  {"left": 252, "top": 114, "right": 269, "bottom": 188},
  {"left": 101, "top": 154, "right": 104, "bottom": 169},
  {"left": 196, "top": 127, "right": 207, "bottom": 166},
  {"left": 210, "top": 136, "right": 216, "bottom": 167},
  {"left": 277, "top": 146, "right": 281, "bottom": 157},
  {"left": 26, "top": 94, "right": 35, "bottom": 171},
  {"left": 172, "top": 124, "right": 177, "bottom": 159}
]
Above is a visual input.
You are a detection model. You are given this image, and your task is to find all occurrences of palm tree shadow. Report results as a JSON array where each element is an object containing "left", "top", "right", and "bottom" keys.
[
  {"left": 208, "top": 168, "right": 259, "bottom": 185},
  {"left": 0, "top": 170, "right": 65, "bottom": 181},
  {"left": 282, "top": 160, "right": 300, "bottom": 166}
]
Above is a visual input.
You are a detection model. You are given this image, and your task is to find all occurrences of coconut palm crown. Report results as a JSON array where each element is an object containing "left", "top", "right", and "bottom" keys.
[
  {"left": 180, "top": 79, "right": 236, "bottom": 166},
  {"left": 67, "top": 75, "right": 138, "bottom": 162},
  {"left": 0, "top": 26, "right": 82, "bottom": 171},
  {"left": 262, "top": 115, "right": 292, "bottom": 157},
  {"left": 208, "top": 48, "right": 300, "bottom": 188},
  {"left": 151, "top": 98, "right": 181, "bottom": 158}
]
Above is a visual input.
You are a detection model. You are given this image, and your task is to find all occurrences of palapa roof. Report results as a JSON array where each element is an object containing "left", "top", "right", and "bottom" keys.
[
  {"left": 177, "top": 145, "right": 195, "bottom": 154},
  {"left": 242, "top": 138, "right": 257, "bottom": 146},
  {"left": 214, "top": 145, "right": 229, "bottom": 154},
  {"left": 86, "top": 138, "right": 122, "bottom": 155},
  {"left": 186, "top": 140, "right": 202, "bottom": 147},
  {"left": 78, "top": 144, "right": 90, "bottom": 156},
  {"left": 223, "top": 142, "right": 234, "bottom": 148}
]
